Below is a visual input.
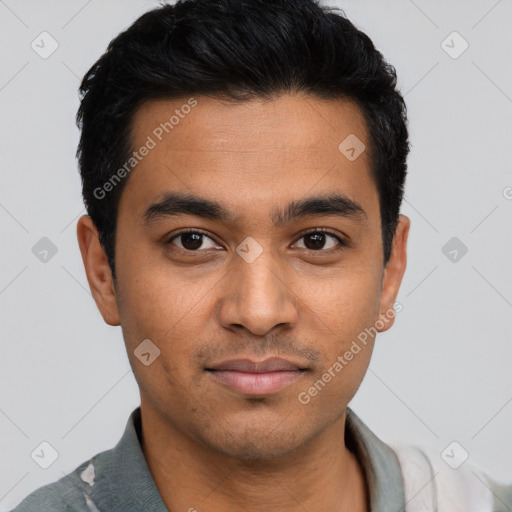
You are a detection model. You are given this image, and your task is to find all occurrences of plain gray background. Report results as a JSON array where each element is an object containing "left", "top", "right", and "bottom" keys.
[{"left": 1, "top": 0, "right": 511, "bottom": 509}]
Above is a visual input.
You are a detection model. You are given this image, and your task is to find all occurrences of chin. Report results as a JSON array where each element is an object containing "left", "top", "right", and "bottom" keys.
[
  {"left": 198, "top": 422, "right": 309, "bottom": 461},
  {"left": 216, "top": 440, "right": 301, "bottom": 461}
]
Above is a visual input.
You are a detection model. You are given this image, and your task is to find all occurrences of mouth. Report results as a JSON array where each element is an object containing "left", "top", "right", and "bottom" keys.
[{"left": 205, "top": 357, "right": 309, "bottom": 396}]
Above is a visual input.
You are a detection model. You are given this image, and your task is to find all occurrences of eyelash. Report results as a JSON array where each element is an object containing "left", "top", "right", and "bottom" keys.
[{"left": 165, "top": 228, "right": 347, "bottom": 253}]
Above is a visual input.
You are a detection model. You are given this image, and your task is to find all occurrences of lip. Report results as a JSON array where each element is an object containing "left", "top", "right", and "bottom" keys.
[
  {"left": 206, "top": 357, "right": 308, "bottom": 396},
  {"left": 207, "top": 357, "right": 308, "bottom": 373}
]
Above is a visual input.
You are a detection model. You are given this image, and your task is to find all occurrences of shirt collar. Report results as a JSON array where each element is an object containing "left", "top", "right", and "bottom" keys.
[
  {"left": 345, "top": 407, "right": 406, "bottom": 511},
  {"left": 80, "top": 406, "right": 405, "bottom": 511},
  {"left": 78, "top": 406, "right": 169, "bottom": 511}
]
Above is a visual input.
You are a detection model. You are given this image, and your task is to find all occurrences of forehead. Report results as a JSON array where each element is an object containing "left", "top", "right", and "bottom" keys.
[
  {"left": 131, "top": 93, "right": 370, "bottom": 153},
  {"left": 120, "top": 93, "right": 379, "bottom": 226}
]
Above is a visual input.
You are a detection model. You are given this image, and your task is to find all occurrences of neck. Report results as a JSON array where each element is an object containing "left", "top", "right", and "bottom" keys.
[{"left": 140, "top": 404, "right": 369, "bottom": 512}]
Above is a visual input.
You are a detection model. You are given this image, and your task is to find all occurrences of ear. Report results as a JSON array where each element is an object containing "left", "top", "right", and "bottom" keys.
[
  {"left": 76, "top": 215, "right": 120, "bottom": 326},
  {"left": 376, "top": 214, "right": 410, "bottom": 333}
]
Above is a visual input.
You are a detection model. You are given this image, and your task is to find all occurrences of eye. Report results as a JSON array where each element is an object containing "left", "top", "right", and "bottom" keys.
[
  {"left": 166, "top": 230, "right": 221, "bottom": 251},
  {"left": 165, "top": 228, "right": 347, "bottom": 253},
  {"left": 293, "top": 229, "right": 346, "bottom": 251}
]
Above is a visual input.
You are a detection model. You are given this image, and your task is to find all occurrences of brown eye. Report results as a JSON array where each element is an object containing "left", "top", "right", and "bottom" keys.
[
  {"left": 294, "top": 230, "right": 345, "bottom": 251},
  {"left": 166, "top": 230, "right": 220, "bottom": 251}
]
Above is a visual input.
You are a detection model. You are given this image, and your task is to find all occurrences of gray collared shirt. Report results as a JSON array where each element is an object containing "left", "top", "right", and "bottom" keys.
[{"left": 10, "top": 406, "right": 512, "bottom": 511}]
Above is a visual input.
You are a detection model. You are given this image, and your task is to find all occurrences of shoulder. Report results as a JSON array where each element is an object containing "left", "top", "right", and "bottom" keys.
[
  {"left": 490, "top": 481, "right": 512, "bottom": 512},
  {"left": 391, "top": 443, "right": 512, "bottom": 512},
  {"left": 10, "top": 408, "right": 144, "bottom": 512},
  {"left": 10, "top": 458, "right": 103, "bottom": 512}
]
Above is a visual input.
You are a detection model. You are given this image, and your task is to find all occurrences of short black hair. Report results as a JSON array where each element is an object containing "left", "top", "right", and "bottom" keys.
[{"left": 76, "top": 0, "right": 410, "bottom": 281}]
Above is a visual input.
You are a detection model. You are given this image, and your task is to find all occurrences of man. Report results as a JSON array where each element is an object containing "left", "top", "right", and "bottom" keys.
[{"left": 11, "top": 0, "right": 512, "bottom": 510}]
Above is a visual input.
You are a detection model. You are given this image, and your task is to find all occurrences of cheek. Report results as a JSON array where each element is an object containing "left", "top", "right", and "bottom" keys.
[
  {"left": 115, "top": 253, "right": 217, "bottom": 365},
  {"left": 300, "top": 262, "right": 382, "bottom": 385},
  {"left": 297, "top": 275, "right": 380, "bottom": 409},
  {"left": 305, "top": 260, "right": 382, "bottom": 329},
  {"left": 116, "top": 243, "right": 188, "bottom": 322}
]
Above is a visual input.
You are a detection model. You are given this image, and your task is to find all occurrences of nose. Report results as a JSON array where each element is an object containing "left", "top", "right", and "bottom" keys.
[{"left": 218, "top": 248, "right": 299, "bottom": 337}]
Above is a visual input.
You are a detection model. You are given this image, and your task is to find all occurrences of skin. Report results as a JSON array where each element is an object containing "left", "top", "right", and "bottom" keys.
[{"left": 77, "top": 93, "right": 410, "bottom": 512}]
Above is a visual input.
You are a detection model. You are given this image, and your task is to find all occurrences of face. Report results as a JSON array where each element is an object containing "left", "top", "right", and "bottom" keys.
[{"left": 78, "top": 93, "right": 409, "bottom": 460}]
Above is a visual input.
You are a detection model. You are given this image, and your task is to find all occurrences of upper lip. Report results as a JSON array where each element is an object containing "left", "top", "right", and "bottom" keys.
[{"left": 207, "top": 357, "right": 308, "bottom": 373}]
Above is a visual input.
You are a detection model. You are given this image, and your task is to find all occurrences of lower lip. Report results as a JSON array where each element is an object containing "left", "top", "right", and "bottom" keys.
[{"left": 208, "top": 370, "right": 304, "bottom": 396}]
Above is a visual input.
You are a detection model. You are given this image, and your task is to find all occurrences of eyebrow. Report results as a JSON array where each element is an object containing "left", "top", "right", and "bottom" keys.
[{"left": 141, "top": 191, "right": 368, "bottom": 227}]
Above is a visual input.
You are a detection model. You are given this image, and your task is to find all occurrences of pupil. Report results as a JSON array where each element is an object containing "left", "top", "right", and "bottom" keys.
[
  {"left": 182, "top": 233, "right": 202, "bottom": 250},
  {"left": 305, "top": 233, "right": 325, "bottom": 250}
]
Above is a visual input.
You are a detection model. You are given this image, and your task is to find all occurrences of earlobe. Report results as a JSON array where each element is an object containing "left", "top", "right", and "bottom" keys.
[
  {"left": 377, "top": 214, "right": 410, "bottom": 333},
  {"left": 76, "top": 215, "right": 120, "bottom": 326}
]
